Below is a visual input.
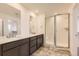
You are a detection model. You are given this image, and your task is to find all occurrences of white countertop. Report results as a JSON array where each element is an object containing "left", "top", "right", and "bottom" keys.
[{"left": 0, "top": 34, "right": 42, "bottom": 44}]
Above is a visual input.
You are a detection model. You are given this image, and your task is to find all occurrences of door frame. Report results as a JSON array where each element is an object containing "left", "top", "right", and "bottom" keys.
[{"left": 54, "top": 13, "right": 70, "bottom": 48}]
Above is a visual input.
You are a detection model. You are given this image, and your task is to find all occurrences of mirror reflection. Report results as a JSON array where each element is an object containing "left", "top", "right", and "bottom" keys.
[{"left": 0, "top": 4, "right": 20, "bottom": 37}]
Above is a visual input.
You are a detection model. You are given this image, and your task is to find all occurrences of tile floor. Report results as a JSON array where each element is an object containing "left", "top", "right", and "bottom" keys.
[{"left": 32, "top": 47, "right": 71, "bottom": 56}]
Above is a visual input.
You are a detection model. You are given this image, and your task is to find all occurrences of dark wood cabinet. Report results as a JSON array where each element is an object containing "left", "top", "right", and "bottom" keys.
[
  {"left": 29, "top": 36, "right": 37, "bottom": 55},
  {"left": 2, "top": 38, "right": 29, "bottom": 56},
  {"left": 30, "top": 45, "right": 37, "bottom": 55},
  {"left": 19, "top": 43, "right": 29, "bottom": 56},
  {"left": 19, "top": 38, "right": 29, "bottom": 56},
  {"left": 37, "top": 35, "right": 44, "bottom": 48},
  {"left": 0, "top": 34, "right": 44, "bottom": 56},
  {"left": 30, "top": 39, "right": 37, "bottom": 48},
  {"left": 3, "top": 47, "right": 19, "bottom": 56}
]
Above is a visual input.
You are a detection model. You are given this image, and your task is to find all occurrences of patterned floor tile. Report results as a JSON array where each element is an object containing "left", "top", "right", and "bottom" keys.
[{"left": 32, "top": 47, "right": 70, "bottom": 56}]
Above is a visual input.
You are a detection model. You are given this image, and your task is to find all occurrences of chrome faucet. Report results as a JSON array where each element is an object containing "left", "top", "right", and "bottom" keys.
[{"left": 6, "top": 31, "right": 17, "bottom": 38}]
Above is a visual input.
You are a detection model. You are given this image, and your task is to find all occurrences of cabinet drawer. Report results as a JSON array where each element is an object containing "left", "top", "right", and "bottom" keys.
[
  {"left": 19, "top": 38, "right": 29, "bottom": 44},
  {"left": 30, "top": 45, "right": 37, "bottom": 54},
  {"left": 3, "top": 38, "right": 29, "bottom": 51},
  {"left": 3, "top": 47, "right": 19, "bottom": 56},
  {"left": 38, "top": 35, "right": 43, "bottom": 39},
  {"left": 30, "top": 39, "right": 36, "bottom": 47}
]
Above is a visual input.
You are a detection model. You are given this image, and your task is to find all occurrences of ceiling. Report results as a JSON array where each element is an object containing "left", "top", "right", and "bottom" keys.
[
  {"left": 20, "top": 3, "right": 72, "bottom": 17},
  {"left": 0, "top": 3, "right": 20, "bottom": 18}
]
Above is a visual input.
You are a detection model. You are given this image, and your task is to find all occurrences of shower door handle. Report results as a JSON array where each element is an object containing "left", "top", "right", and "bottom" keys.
[
  {"left": 75, "top": 32, "right": 79, "bottom": 37},
  {"left": 64, "top": 28, "right": 69, "bottom": 31}
]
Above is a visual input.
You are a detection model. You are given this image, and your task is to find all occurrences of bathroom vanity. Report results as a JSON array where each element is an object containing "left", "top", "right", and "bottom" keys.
[
  {"left": 0, "top": 34, "right": 44, "bottom": 56},
  {"left": 0, "top": 4, "right": 44, "bottom": 56}
]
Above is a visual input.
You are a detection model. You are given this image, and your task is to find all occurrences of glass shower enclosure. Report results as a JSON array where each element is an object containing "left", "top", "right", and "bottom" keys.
[{"left": 46, "top": 13, "right": 70, "bottom": 48}]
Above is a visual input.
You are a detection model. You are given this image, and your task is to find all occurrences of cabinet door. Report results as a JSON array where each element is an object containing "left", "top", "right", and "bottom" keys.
[
  {"left": 30, "top": 39, "right": 36, "bottom": 48},
  {"left": 20, "top": 43, "right": 29, "bottom": 56},
  {"left": 37, "top": 35, "right": 43, "bottom": 48},
  {"left": 3, "top": 47, "right": 19, "bottom": 56},
  {"left": 30, "top": 45, "right": 37, "bottom": 55}
]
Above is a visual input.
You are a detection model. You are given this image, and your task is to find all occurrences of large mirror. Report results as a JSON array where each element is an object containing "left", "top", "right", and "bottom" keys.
[
  {"left": 29, "top": 16, "right": 36, "bottom": 34},
  {"left": 0, "top": 3, "right": 20, "bottom": 37}
]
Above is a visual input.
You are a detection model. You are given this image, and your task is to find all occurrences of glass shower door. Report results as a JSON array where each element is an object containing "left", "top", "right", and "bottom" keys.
[{"left": 55, "top": 14, "right": 69, "bottom": 48}]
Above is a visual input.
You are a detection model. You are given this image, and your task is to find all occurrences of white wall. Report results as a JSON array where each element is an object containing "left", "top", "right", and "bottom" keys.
[
  {"left": 69, "top": 4, "right": 79, "bottom": 56},
  {"left": 45, "top": 17, "right": 54, "bottom": 47},
  {"left": 35, "top": 14, "right": 45, "bottom": 34}
]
